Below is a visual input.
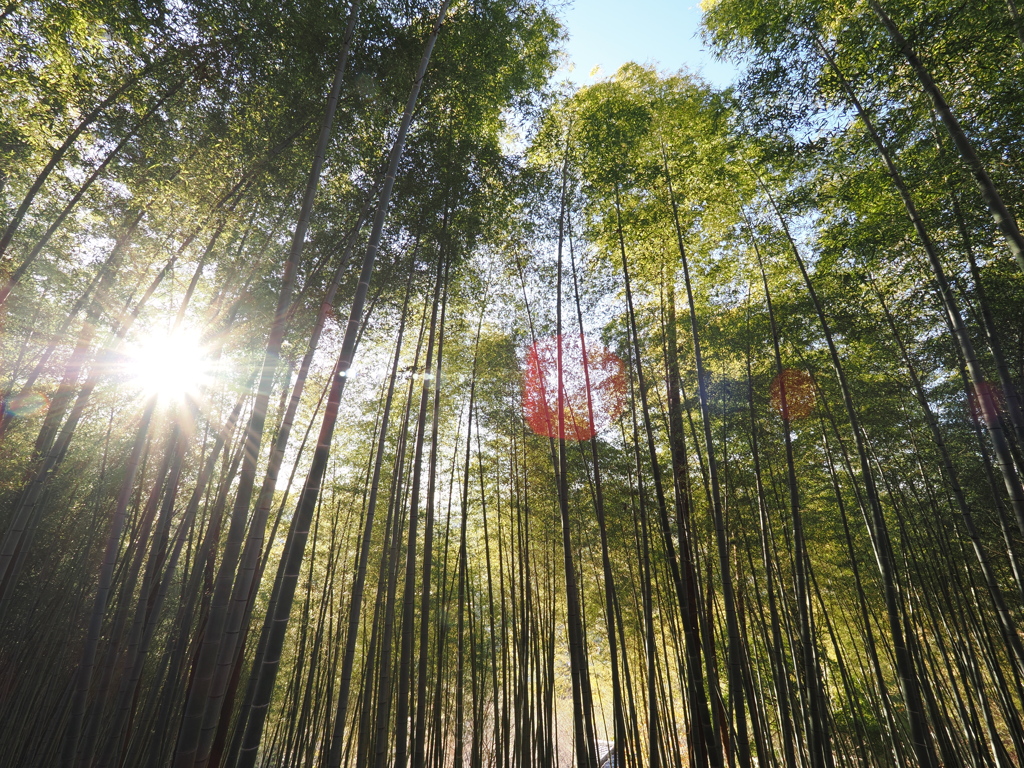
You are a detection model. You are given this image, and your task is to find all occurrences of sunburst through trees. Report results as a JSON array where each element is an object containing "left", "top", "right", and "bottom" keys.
[{"left": 2, "top": 1, "right": 1024, "bottom": 768}]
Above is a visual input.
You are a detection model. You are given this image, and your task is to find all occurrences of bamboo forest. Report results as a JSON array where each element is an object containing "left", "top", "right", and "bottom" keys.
[{"left": 4, "top": 0, "right": 1024, "bottom": 766}]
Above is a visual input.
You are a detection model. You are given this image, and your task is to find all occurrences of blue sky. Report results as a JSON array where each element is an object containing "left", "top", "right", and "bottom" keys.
[{"left": 552, "top": 0, "right": 738, "bottom": 89}]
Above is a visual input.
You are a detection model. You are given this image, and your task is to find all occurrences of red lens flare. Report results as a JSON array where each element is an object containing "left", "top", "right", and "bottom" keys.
[
  {"left": 522, "top": 334, "right": 626, "bottom": 441},
  {"left": 969, "top": 381, "right": 1004, "bottom": 423},
  {"left": 770, "top": 369, "right": 815, "bottom": 421}
]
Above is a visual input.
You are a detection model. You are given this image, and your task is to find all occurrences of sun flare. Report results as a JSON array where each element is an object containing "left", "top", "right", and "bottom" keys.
[{"left": 125, "top": 328, "right": 212, "bottom": 401}]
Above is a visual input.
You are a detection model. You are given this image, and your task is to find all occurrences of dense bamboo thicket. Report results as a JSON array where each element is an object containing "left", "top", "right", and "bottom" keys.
[{"left": 2, "top": 0, "right": 1024, "bottom": 766}]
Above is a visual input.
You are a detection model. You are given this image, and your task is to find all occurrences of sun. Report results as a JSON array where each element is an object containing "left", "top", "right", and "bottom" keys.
[{"left": 124, "top": 328, "right": 212, "bottom": 401}]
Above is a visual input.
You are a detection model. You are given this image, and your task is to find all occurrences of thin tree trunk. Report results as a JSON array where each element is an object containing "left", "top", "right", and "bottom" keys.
[
  {"left": 394, "top": 258, "right": 448, "bottom": 768},
  {"left": 60, "top": 398, "right": 157, "bottom": 768},
  {"left": 552, "top": 142, "right": 598, "bottom": 768},
  {"left": 816, "top": 40, "right": 1024, "bottom": 540},
  {"left": 752, "top": 245, "right": 834, "bottom": 768},
  {"left": 0, "top": 79, "right": 187, "bottom": 308},
  {"left": 234, "top": 4, "right": 450, "bottom": 762},
  {"left": 870, "top": 278, "right": 1024, "bottom": 678},
  {"left": 324, "top": 269, "right": 415, "bottom": 768},
  {"left": 657, "top": 174, "right": 749, "bottom": 768},
  {"left": 863, "top": 0, "right": 1024, "bottom": 276},
  {"left": 742, "top": 279, "right": 799, "bottom": 768},
  {"left": 173, "top": 9, "right": 358, "bottom": 762},
  {"left": 0, "top": 212, "right": 143, "bottom": 611},
  {"left": 755, "top": 173, "right": 939, "bottom": 768},
  {"left": 455, "top": 323, "right": 484, "bottom": 768},
  {"left": 0, "top": 55, "right": 172, "bottom": 261},
  {"left": 411, "top": 256, "right": 450, "bottom": 768},
  {"left": 661, "top": 153, "right": 728, "bottom": 768},
  {"left": 569, "top": 238, "right": 630, "bottom": 768}
]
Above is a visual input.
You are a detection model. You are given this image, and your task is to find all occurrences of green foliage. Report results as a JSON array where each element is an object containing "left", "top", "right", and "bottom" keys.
[{"left": 3, "top": 2, "right": 1024, "bottom": 767}]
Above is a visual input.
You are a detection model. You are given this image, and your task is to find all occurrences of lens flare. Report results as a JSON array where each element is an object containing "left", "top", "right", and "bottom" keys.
[
  {"left": 1, "top": 391, "right": 49, "bottom": 419},
  {"left": 522, "top": 334, "right": 626, "bottom": 441},
  {"left": 770, "top": 369, "right": 815, "bottom": 420}
]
